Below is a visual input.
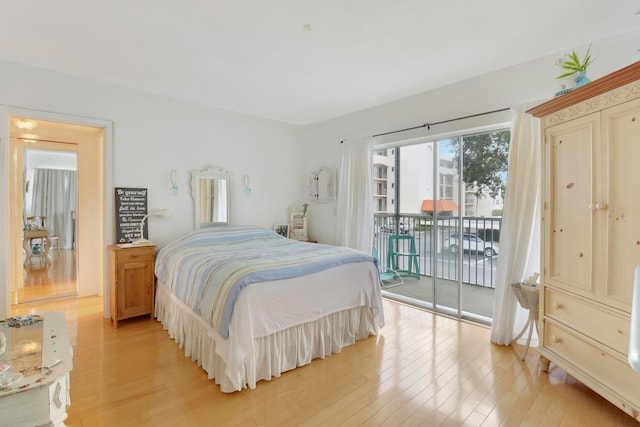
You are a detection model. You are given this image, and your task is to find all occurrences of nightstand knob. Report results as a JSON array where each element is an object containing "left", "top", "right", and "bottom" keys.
[
  {"left": 552, "top": 336, "right": 562, "bottom": 344},
  {"left": 553, "top": 302, "right": 563, "bottom": 310}
]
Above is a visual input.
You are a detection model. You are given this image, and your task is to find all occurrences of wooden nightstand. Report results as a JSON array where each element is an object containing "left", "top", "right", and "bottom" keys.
[{"left": 108, "top": 244, "right": 156, "bottom": 328}]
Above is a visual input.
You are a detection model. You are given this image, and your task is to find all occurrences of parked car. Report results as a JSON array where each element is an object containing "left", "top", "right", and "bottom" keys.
[
  {"left": 380, "top": 221, "right": 409, "bottom": 234},
  {"left": 443, "top": 233, "right": 498, "bottom": 257}
]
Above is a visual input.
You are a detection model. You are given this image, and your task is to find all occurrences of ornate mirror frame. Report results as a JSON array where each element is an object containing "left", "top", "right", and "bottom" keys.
[
  {"left": 309, "top": 167, "right": 336, "bottom": 202},
  {"left": 191, "top": 166, "right": 230, "bottom": 229}
]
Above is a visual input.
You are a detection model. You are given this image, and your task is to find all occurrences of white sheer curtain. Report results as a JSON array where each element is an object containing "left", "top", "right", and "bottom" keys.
[
  {"left": 30, "top": 168, "right": 77, "bottom": 250},
  {"left": 335, "top": 137, "right": 374, "bottom": 252},
  {"left": 491, "top": 104, "right": 541, "bottom": 345}
]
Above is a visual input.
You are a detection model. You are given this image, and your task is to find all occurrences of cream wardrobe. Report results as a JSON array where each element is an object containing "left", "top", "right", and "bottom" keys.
[{"left": 528, "top": 62, "right": 640, "bottom": 421}]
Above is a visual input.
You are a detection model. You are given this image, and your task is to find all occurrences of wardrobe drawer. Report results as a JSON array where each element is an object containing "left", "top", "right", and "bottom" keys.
[
  {"left": 543, "top": 321, "right": 640, "bottom": 402},
  {"left": 544, "top": 288, "right": 629, "bottom": 355}
]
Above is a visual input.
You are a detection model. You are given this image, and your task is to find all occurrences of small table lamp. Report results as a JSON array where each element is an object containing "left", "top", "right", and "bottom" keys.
[{"left": 134, "top": 208, "right": 171, "bottom": 244}]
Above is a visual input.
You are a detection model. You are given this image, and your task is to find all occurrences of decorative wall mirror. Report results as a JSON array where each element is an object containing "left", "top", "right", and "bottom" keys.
[
  {"left": 191, "top": 166, "right": 230, "bottom": 228},
  {"left": 309, "top": 167, "right": 336, "bottom": 202}
]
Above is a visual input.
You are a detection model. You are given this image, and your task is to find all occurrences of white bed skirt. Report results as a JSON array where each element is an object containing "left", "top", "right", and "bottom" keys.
[{"left": 155, "top": 283, "right": 380, "bottom": 392}]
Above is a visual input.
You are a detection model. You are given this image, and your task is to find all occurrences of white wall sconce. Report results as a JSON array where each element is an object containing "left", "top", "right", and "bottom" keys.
[
  {"left": 243, "top": 174, "right": 252, "bottom": 197},
  {"left": 169, "top": 170, "right": 179, "bottom": 196}
]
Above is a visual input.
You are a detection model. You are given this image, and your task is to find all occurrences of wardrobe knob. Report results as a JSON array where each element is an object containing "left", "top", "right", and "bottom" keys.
[{"left": 590, "top": 202, "right": 608, "bottom": 211}]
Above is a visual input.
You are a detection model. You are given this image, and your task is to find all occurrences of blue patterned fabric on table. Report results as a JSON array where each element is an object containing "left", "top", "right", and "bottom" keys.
[{"left": 155, "top": 225, "right": 376, "bottom": 338}]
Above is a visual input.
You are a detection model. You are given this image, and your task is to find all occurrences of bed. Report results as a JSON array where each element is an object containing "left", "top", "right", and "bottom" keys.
[{"left": 154, "top": 225, "right": 384, "bottom": 392}]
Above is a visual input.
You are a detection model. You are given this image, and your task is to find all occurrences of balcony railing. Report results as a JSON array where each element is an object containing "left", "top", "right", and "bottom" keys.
[{"left": 374, "top": 214, "right": 501, "bottom": 288}]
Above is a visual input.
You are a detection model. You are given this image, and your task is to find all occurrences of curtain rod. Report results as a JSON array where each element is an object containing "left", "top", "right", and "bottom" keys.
[{"left": 340, "top": 107, "right": 510, "bottom": 143}]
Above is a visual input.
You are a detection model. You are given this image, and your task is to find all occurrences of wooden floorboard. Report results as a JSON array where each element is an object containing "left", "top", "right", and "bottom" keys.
[
  {"left": 16, "top": 248, "right": 77, "bottom": 303},
  {"left": 11, "top": 296, "right": 639, "bottom": 427}
]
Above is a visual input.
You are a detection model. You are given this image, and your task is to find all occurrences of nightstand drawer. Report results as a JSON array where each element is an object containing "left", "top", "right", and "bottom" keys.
[
  {"left": 116, "top": 247, "right": 154, "bottom": 263},
  {"left": 545, "top": 288, "right": 629, "bottom": 355}
]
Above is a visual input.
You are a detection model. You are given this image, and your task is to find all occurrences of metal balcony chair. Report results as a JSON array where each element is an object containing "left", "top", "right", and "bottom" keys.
[
  {"left": 387, "top": 234, "right": 420, "bottom": 279},
  {"left": 372, "top": 247, "right": 403, "bottom": 288}
]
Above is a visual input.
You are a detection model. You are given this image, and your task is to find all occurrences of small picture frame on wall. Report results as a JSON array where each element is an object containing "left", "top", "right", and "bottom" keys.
[{"left": 273, "top": 224, "right": 289, "bottom": 238}]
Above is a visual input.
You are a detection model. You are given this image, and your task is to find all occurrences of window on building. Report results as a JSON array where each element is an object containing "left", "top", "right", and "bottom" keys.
[{"left": 439, "top": 173, "right": 454, "bottom": 199}]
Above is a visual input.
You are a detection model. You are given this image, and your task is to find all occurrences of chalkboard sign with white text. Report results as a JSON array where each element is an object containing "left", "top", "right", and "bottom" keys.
[{"left": 115, "top": 187, "right": 148, "bottom": 243}]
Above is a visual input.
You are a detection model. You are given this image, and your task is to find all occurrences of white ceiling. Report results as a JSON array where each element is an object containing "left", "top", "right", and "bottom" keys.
[{"left": 0, "top": 1, "right": 639, "bottom": 125}]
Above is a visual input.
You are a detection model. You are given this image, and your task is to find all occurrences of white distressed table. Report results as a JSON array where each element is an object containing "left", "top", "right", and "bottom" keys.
[
  {"left": 0, "top": 312, "right": 73, "bottom": 427},
  {"left": 23, "top": 229, "right": 51, "bottom": 267}
]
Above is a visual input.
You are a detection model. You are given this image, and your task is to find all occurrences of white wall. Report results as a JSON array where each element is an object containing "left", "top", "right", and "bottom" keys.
[
  {"left": 0, "top": 28, "right": 639, "bottom": 315},
  {"left": 0, "top": 59, "right": 304, "bottom": 242},
  {"left": 0, "top": 59, "right": 304, "bottom": 316},
  {"left": 301, "top": 28, "right": 640, "bottom": 244}
]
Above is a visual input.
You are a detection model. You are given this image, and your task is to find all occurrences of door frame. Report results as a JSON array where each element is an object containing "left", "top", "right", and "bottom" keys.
[{"left": 0, "top": 106, "right": 113, "bottom": 318}]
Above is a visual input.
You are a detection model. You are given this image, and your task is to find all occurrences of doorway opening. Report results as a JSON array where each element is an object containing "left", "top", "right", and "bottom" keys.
[
  {"left": 21, "top": 146, "right": 78, "bottom": 303},
  {"left": 9, "top": 116, "right": 106, "bottom": 305}
]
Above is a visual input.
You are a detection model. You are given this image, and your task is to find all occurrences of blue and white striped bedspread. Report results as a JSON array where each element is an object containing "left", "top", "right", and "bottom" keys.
[{"left": 155, "top": 225, "right": 376, "bottom": 338}]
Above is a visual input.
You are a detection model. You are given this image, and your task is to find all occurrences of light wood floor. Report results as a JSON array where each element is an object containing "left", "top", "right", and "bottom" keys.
[
  {"left": 16, "top": 249, "right": 77, "bottom": 303},
  {"left": 11, "top": 296, "right": 638, "bottom": 427}
]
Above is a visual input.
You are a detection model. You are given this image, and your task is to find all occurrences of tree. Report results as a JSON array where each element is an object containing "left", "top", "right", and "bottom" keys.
[{"left": 450, "top": 130, "right": 510, "bottom": 200}]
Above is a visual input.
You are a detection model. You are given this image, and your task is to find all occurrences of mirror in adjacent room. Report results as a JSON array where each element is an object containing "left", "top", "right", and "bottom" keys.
[
  {"left": 20, "top": 146, "right": 78, "bottom": 303},
  {"left": 191, "top": 166, "right": 230, "bottom": 228}
]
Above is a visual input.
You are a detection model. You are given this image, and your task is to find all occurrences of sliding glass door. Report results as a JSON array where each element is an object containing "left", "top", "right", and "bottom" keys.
[
  {"left": 373, "top": 139, "right": 461, "bottom": 315},
  {"left": 373, "top": 128, "right": 509, "bottom": 324}
]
